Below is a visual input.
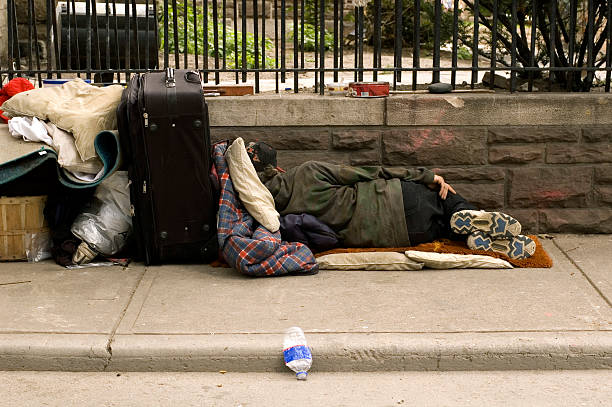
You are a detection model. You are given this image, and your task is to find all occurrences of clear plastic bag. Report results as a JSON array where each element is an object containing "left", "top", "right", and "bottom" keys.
[
  {"left": 25, "top": 231, "right": 52, "bottom": 262},
  {"left": 70, "top": 171, "right": 132, "bottom": 258}
]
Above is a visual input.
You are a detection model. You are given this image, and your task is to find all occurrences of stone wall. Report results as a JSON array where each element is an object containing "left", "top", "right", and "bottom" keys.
[{"left": 208, "top": 94, "right": 612, "bottom": 234}]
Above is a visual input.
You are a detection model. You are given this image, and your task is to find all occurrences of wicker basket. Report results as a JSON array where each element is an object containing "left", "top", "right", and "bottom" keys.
[{"left": 0, "top": 196, "right": 49, "bottom": 261}]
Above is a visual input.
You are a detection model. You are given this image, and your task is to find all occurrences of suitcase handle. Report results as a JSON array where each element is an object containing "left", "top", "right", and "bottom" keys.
[
  {"left": 185, "top": 70, "right": 201, "bottom": 84},
  {"left": 165, "top": 67, "right": 175, "bottom": 88}
]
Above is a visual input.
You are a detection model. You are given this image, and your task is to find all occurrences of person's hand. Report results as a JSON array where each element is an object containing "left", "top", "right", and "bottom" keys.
[{"left": 428, "top": 174, "right": 456, "bottom": 199}]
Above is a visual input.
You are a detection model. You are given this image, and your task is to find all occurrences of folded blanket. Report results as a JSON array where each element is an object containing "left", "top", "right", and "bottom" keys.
[
  {"left": 214, "top": 141, "right": 318, "bottom": 277},
  {"left": 316, "top": 236, "right": 553, "bottom": 268},
  {"left": 0, "top": 124, "right": 120, "bottom": 194},
  {"left": 404, "top": 250, "right": 513, "bottom": 269}
]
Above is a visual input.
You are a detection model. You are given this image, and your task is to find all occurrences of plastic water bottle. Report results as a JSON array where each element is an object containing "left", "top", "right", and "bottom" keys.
[{"left": 283, "top": 326, "right": 312, "bottom": 380}]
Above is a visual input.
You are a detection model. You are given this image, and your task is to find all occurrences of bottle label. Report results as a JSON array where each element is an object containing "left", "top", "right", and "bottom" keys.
[{"left": 283, "top": 345, "right": 312, "bottom": 363}]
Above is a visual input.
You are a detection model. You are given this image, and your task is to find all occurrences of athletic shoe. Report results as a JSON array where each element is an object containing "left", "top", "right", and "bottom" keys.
[
  {"left": 450, "top": 210, "right": 522, "bottom": 239},
  {"left": 467, "top": 231, "right": 536, "bottom": 260}
]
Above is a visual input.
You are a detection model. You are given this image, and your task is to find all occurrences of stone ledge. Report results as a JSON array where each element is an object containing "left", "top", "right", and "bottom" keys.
[
  {"left": 106, "top": 332, "right": 612, "bottom": 372},
  {"left": 208, "top": 94, "right": 385, "bottom": 127},
  {"left": 386, "top": 94, "right": 612, "bottom": 126},
  {"left": 0, "top": 334, "right": 110, "bottom": 371},
  {"left": 206, "top": 93, "right": 612, "bottom": 127}
]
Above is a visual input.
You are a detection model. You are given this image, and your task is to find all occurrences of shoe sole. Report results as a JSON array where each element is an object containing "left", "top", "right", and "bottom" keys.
[
  {"left": 467, "top": 231, "right": 536, "bottom": 260},
  {"left": 451, "top": 210, "right": 521, "bottom": 239}
]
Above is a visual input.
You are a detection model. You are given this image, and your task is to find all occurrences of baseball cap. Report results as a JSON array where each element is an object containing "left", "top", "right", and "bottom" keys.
[{"left": 245, "top": 141, "right": 284, "bottom": 172}]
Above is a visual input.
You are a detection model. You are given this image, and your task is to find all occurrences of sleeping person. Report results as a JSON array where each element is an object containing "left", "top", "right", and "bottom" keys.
[{"left": 245, "top": 141, "right": 535, "bottom": 260}]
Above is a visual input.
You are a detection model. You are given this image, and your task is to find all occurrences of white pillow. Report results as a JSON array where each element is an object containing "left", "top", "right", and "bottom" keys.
[
  {"left": 225, "top": 137, "right": 280, "bottom": 232},
  {"left": 316, "top": 252, "right": 424, "bottom": 271},
  {"left": 404, "top": 250, "right": 513, "bottom": 269}
]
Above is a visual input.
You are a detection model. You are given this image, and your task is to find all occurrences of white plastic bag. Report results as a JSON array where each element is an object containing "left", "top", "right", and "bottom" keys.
[
  {"left": 25, "top": 231, "right": 52, "bottom": 262},
  {"left": 70, "top": 171, "right": 132, "bottom": 258}
]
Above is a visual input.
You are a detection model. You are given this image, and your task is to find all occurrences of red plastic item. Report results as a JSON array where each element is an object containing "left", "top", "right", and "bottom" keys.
[
  {"left": 0, "top": 78, "right": 35, "bottom": 123},
  {"left": 348, "top": 81, "right": 390, "bottom": 98}
]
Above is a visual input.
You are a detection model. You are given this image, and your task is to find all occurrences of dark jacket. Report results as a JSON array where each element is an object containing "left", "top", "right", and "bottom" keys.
[{"left": 260, "top": 161, "right": 435, "bottom": 247}]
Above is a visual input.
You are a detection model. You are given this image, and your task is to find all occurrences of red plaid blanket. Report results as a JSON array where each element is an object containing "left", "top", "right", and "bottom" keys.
[{"left": 214, "top": 141, "right": 318, "bottom": 277}]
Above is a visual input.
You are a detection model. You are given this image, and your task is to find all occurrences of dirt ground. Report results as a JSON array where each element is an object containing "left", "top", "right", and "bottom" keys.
[{"left": 161, "top": 46, "right": 493, "bottom": 92}]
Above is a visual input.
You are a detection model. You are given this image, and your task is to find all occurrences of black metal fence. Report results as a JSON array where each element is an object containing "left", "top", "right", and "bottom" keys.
[{"left": 2, "top": 0, "right": 612, "bottom": 93}]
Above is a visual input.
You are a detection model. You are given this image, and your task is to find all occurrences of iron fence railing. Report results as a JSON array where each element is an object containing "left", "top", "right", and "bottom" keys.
[{"left": 2, "top": 0, "right": 612, "bottom": 93}]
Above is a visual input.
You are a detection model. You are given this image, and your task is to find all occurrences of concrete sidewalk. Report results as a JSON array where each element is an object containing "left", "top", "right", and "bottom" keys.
[{"left": 0, "top": 234, "right": 610, "bottom": 372}]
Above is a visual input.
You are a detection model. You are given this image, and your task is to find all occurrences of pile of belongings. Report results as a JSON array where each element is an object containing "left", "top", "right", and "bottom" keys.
[
  {"left": 0, "top": 78, "right": 522, "bottom": 275},
  {"left": 0, "top": 78, "right": 128, "bottom": 267}
]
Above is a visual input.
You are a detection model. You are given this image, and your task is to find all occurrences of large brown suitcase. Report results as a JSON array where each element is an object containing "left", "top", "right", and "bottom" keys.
[{"left": 117, "top": 68, "right": 217, "bottom": 265}]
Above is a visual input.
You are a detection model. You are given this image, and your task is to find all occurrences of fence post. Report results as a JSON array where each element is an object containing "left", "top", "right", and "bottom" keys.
[{"left": 0, "top": 0, "right": 8, "bottom": 74}]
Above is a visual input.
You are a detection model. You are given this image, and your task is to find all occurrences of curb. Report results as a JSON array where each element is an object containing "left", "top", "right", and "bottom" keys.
[
  {"left": 108, "top": 331, "right": 612, "bottom": 372},
  {"left": 2, "top": 332, "right": 610, "bottom": 372},
  {"left": 0, "top": 334, "right": 110, "bottom": 371}
]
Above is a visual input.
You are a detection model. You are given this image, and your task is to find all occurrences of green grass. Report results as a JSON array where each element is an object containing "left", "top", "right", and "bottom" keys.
[{"left": 159, "top": 3, "right": 275, "bottom": 69}]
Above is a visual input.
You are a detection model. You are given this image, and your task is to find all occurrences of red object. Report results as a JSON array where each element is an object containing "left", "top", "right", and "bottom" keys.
[
  {"left": 0, "top": 78, "right": 35, "bottom": 123},
  {"left": 1, "top": 77, "right": 34, "bottom": 97},
  {"left": 0, "top": 95, "right": 9, "bottom": 123},
  {"left": 348, "top": 81, "right": 390, "bottom": 98}
]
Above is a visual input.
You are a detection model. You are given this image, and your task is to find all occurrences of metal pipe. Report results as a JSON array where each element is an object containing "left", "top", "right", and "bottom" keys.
[
  {"left": 280, "top": 0, "right": 285, "bottom": 83},
  {"left": 203, "top": 0, "right": 209, "bottom": 82},
  {"left": 394, "top": 0, "right": 402, "bottom": 87},
  {"left": 172, "top": 0, "right": 179, "bottom": 68},
  {"left": 213, "top": 0, "right": 220, "bottom": 82},
  {"left": 490, "top": 0, "right": 498, "bottom": 90},
  {"left": 432, "top": 0, "right": 441, "bottom": 84},
  {"left": 293, "top": 0, "right": 298, "bottom": 92},
  {"left": 413, "top": 0, "right": 420, "bottom": 90},
  {"left": 510, "top": 0, "right": 517, "bottom": 92},
  {"left": 471, "top": 0, "right": 479, "bottom": 88},
  {"left": 319, "top": 0, "right": 325, "bottom": 94},
  {"left": 254, "top": 0, "right": 260, "bottom": 92}
]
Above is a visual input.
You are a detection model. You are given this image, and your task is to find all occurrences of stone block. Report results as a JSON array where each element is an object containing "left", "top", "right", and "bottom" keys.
[
  {"left": 539, "top": 209, "right": 612, "bottom": 233},
  {"left": 15, "top": 0, "right": 48, "bottom": 23},
  {"left": 487, "top": 127, "right": 579, "bottom": 143},
  {"left": 386, "top": 94, "right": 612, "bottom": 126},
  {"left": 276, "top": 151, "right": 348, "bottom": 170},
  {"left": 452, "top": 183, "right": 505, "bottom": 210},
  {"left": 238, "top": 0, "right": 273, "bottom": 18},
  {"left": 482, "top": 72, "right": 508, "bottom": 89},
  {"left": 594, "top": 165, "right": 612, "bottom": 184},
  {"left": 349, "top": 149, "right": 380, "bottom": 166},
  {"left": 546, "top": 143, "right": 612, "bottom": 164},
  {"left": 382, "top": 128, "right": 487, "bottom": 166},
  {"left": 210, "top": 127, "right": 330, "bottom": 150},
  {"left": 502, "top": 209, "right": 539, "bottom": 234},
  {"left": 208, "top": 95, "right": 385, "bottom": 127},
  {"left": 595, "top": 186, "right": 612, "bottom": 205},
  {"left": 332, "top": 130, "right": 379, "bottom": 150},
  {"left": 488, "top": 145, "right": 545, "bottom": 164},
  {"left": 582, "top": 127, "right": 612, "bottom": 142},
  {"left": 508, "top": 167, "right": 592, "bottom": 208},
  {"left": 432, "top": 167, "right": 506, "bottom": 182}
]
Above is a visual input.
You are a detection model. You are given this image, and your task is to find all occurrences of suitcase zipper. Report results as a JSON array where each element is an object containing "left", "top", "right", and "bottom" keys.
[
  {"left": 143, "top": 181, "right": 147, "bottom": 194},
  {"left": 143, "top": 112, "right": 149, "bottom": 127}
]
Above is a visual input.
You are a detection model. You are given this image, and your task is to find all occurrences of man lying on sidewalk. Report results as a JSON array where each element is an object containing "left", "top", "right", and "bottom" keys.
[{"left": 246, "top": 141, "right": 535, "bottom": 260}]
